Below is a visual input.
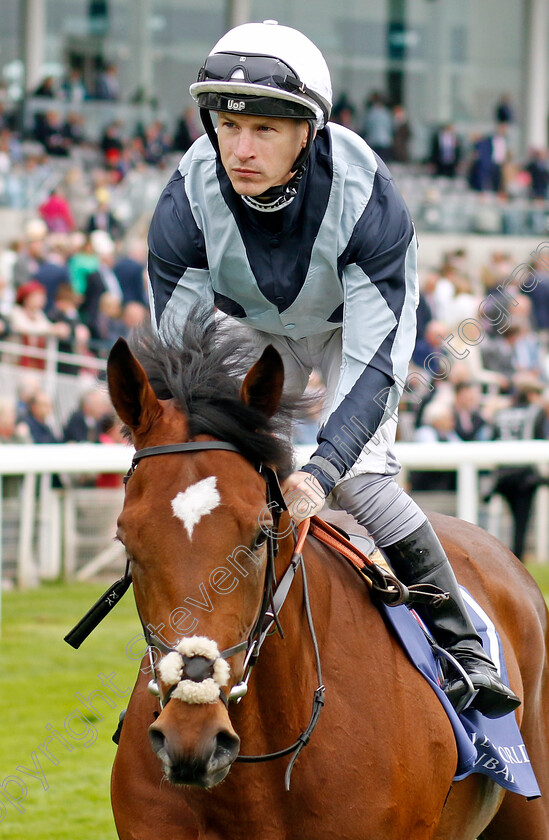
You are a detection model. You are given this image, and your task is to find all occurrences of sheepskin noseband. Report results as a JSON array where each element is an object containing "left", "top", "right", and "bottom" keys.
[{"left": 157, "top": 635, "right": 230, "bottom": 705}]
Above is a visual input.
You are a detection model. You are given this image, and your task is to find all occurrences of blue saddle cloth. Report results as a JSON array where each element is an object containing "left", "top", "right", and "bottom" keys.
[{"left": 380, "top": 587, "right": 541, "bottom": 799}]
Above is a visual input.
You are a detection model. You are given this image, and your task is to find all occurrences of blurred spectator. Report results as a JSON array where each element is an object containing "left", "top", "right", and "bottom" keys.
[
  {"left": 63, "top": 387, "right": 112, "bottom": 442},
  {"left": 504, "top": 318, "right": 543, "bottom": 377},
  {"left": 331, "top": 93, "right": 356, "bottom": 130},
  {"left": 23, "top": 390, "right": 60, "bottom": 444},
  {"left": 525, "top": 149, "right": 549, "bottom": 201},
  {"left": 15, "top": 373, "right": 41, "bottom": 421},
  {"left": 411, "top": 400, "right": 458, "bottom": 491},
  {"left": 100, "top": 121, "right": 124, "bottom": 168},
  {"left": 39, "top": 187, "right": 76, "bottom": 233},
  {"left": 67, "top": 233, "right": 99, "bottom": 297},
  {"left": 494, "top": 93, "right": 515, "bottom": 125},
  {"left": 114, "top": 238, "right": 148, "bottom": 305},
  {"left": 63, "top": 170, "right": 93, "bottom": 229},
  {"left": 468, "top": 124, "right": 508, "bottom": 193},
  {"left": 414, "top": 399, "right": 459, "bottom": 444},
  {"left": 0, "top": 101, "right": 14, "bottom": 132},
  {"left": 483, "top": 375, "right": 548, "bottom": 561},
  {"left": 142, "top": 121, "right": 171, "bottom": 166},
  {"left": 33, "top": 110, "right": 71, "bottom": 156},
  {"left": 177, "top": 107, "right": 202, "bottom": 145},
  {"left": 423, "top": 266, "right": 456, "bottom": 323},
  {"left": 0, "top": 240, "right": 16, "bottom": 323},
  {"left": 0, "top": 269, "right": 10, "bottom": 337},
  {"left": 79, "top": 231, "right": 122, "bottom": 340},
  {"left": 0, "top": 395, "right": 31, "bottom": 444},
  {"left": 96, "top": 63, "right": 120, "bottom": 100},
  {"left": 86, "top": 187, "right": 124, "bottom": 241},
  {"left": 96, "top": 413, "right": 126, "bottom": 488},
  {"left": 429, "top": 123, "right": 462, "bottom": 177},
  {"left": 360, "top": 92, "right": 393, "bottom": 162},
  {"left": 391, "top": 105, "right": 411, "bottom": 163},
  {"left": 480, "top": 330, "right": 516, "bottom": 390},
  {"left": 412, "top": 319, "right": 450, "bottom": 376},
  {"left": 0, "top": 395, "right": 31, "bottom": 496},
  {"left": 63, "top": 112, "right": 87, "bottom": 146},
  {"left": 10, "top": 281, "right": 70, "bottom": 368},
  {"left": 121, "top": 300, "right": 148, "bottom": 332},
  {"left": 95, "top": 292, "right": 125, "bottom": 354},
  {"left": 452, "top": 381, "right": 490, "bottom": 441},
  {"left": 528, "top": 254, "right": 549, "bottom": 333},
  {"left": 33, "top": 76, "right": 57, "bottom": 98},
  {"left": 0, "top": 128, "right": 11, "bottom": 174},
  {"left": 415, "top": 276, "right": 434, "bottom": 342},
  {"left": 173, "top": 109, "right": 195, "bottom": 152},
  {"left": 47, "top": 282, "right": 90, "bottom": 372},
  {"left": 61, "top": 67, "right": 87, "bottom": 105},
  {"left": 33, "top": 236, "right": 73, "bottom": 312},
  {"left": 12, "top": 218, "right": 49, "bottom": 288}
]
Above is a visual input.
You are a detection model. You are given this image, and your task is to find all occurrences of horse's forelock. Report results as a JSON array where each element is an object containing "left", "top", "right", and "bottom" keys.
[{"left": 128, "top": 307, "right": 296, "bottom": 477}]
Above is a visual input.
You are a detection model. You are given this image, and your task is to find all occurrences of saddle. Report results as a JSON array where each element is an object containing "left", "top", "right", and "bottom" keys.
[
  {"left": 314, "top": 509, "right": 390, "bottom": 569},
  {"left": 307, "top": 512, "right": 444, "bottom": 609}
]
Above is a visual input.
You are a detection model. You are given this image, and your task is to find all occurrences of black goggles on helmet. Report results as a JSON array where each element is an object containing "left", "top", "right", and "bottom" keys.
[{"left": 196, "top": 52, "right": 328, "bottom": 123}]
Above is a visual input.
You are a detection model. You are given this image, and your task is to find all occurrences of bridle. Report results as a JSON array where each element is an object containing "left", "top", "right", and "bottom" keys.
[{"left": 65, "top": 439, "right": 325, "bottom": 790}]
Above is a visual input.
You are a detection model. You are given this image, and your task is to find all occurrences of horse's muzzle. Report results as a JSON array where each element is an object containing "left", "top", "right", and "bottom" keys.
[{"left": 148, "top": 722, "right": 240, "bottom": 788}]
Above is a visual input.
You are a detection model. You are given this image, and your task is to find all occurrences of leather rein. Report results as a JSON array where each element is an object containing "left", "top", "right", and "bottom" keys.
[
  {"left": 65, "top": 440, "right": 441, "bottom": 788},
  {"left": 66, "top": 440, "right": 325, "bottom": 790}
]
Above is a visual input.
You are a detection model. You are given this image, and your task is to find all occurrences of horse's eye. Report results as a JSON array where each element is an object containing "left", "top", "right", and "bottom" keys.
[{"left": 252, "top": 531, "right": 268, "bottom": 551}]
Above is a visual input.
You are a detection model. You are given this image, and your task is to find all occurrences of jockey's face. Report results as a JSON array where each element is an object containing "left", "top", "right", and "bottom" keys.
[{"left": 217, "top": 112, "right": 309, "bottom": 196}]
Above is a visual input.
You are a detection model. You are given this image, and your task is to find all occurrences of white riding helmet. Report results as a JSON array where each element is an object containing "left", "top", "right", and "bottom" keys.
[{"left": 190, "top": 20, "right": 332, "bottom": 129}]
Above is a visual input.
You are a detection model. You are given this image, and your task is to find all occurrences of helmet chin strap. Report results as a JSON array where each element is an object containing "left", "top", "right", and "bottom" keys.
[{"left": 200, "top": 111, "right": 315, "bottom": 213}]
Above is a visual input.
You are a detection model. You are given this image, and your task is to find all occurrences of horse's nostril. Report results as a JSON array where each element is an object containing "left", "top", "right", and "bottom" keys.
[
  {"left": 214, "top": 730, "right": 240, "bottom": 762},
  {"left": 148, "top": 726, "right": 167, "bottom": 757}
]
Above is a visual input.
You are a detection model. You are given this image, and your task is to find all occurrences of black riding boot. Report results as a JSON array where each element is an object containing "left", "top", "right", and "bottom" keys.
[{"left": 383, "top": 520, "right": 521, "bottom": 719}]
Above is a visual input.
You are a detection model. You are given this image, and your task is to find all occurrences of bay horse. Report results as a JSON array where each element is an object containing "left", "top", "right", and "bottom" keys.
[{"left": 107, "top": 311, "right": 549, "bottom": 840}]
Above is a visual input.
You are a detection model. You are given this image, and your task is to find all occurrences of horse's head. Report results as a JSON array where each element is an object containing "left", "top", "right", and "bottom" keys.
[{"left": 107, "top": 314, "right": 293, "bottom": 788}]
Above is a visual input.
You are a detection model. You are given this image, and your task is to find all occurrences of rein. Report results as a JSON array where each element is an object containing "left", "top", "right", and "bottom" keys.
[
  {"left": 65, "top": 439, "right": 325, "bottom": 789},
  {"left": 66, "top": 439, "right": 444, "bottom": 788}
]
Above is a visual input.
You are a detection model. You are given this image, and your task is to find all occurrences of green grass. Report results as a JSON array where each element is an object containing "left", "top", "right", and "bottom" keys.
[
  {"left": 0, "top": 581, "right": 140, "bottom": 840},
  {"left": 1, "top": 568, "right": 548, "bottom": 840},
  {"left": 526, "top": 562, "right": 549, "bottom": 597}
]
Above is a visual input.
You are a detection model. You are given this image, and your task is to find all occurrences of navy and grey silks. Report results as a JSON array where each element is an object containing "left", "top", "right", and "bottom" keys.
[{"left": 147, "top": 122, "right": 419, "bottom": 493}]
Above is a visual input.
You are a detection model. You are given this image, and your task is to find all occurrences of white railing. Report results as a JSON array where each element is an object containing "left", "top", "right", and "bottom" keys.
[
  {"left": 1, "top": 440, "right": 549, "bottom": 593},
  {"left": 0, "top": 336, "right": 107, "bottom": 375}
]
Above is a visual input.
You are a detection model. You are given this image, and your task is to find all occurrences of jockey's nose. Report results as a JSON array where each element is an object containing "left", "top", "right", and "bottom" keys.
[{"left": 234, "top": 129, "right": 255, "bottom": 161}]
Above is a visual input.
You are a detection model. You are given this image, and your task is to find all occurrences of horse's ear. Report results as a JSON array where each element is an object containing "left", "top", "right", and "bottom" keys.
[
  {"left": 240, "top": 345, "right": 284, "bottom": 418},
  {"left": 107, "top": 338, "right": 162, "bottom": 434}
]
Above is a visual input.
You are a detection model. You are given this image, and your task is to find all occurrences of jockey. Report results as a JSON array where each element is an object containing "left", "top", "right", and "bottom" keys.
[{"left": 147, "top": 20, "right": 520, "bottom": 720}]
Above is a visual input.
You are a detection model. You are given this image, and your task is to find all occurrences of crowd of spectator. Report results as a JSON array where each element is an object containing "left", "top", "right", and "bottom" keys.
[
  {"left": 331, "top": 89, "right": 549, "bottom": 202},
  {"left": 0, "top": 69, "right": 200, "bottom": 499},
  {"left": 294, "top": 244, "right": 549, "bottom": 561},
  {"left": 1, "top": 78, "right": 549, "bottom": 560},
  {"left": 404, "top": 245, "right": 549, "bottom": 560},
  {"left": 0, "top": 215, "right": 149, "bottom": 365}
]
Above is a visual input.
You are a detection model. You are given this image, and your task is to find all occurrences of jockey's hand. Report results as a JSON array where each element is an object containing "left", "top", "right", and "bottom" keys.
[{"left": 281, "top": 471, "right": 326, "bottom": 524}]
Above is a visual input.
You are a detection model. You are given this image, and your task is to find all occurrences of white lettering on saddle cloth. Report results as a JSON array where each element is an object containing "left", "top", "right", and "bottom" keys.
[
  {"left": 171, "top": 476, "right": 221, "bottom": 540},
  {"left": 471, "top": 733, "right": 531, "bottom": 784}
]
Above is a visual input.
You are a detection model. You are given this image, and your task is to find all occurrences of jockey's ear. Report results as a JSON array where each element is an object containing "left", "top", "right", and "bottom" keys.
[
  {"left": 107, "top": 337, "right": 162, "bottom": 436},
  {"left": 240, "top": 345, "right": 284, "bottom": 419}
]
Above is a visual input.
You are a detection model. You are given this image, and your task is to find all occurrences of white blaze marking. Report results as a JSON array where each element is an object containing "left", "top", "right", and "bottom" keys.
[{"left": 171, "top": 476, "right": 220, "bottom": 539}]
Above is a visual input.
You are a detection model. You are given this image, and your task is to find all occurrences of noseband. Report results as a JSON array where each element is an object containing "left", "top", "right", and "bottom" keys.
[{"left": 66, "top": 439, "right": 325, "bottom": 790}]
